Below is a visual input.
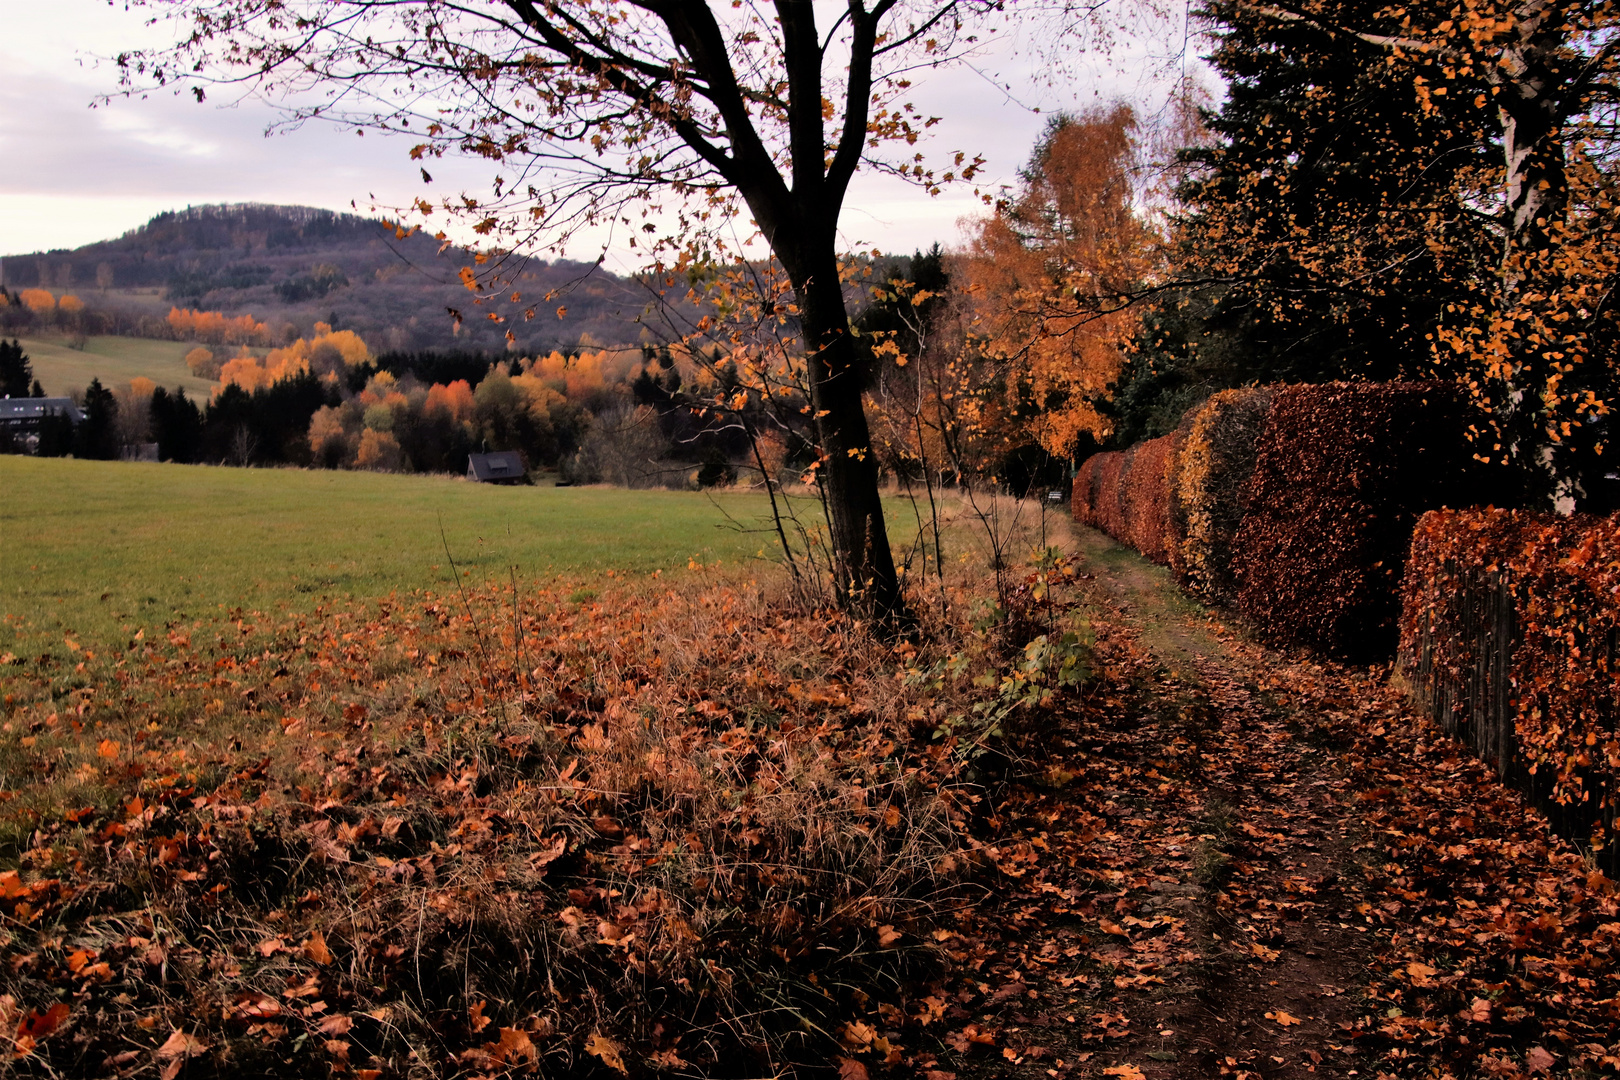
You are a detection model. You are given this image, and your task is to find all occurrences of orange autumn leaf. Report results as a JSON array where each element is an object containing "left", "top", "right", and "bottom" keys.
[
  {"left": 17, "top": 1002, "right": 69, "bottom": 1041},
  {"left": 156, "top": 1029, "right": 208, "bottom": 1059},
  {"left": 585, "top": 1031, "right": 627, "bottom": 1074},
  {"left": 486, "top": 1027, "right": 537, "bottom": 1065},
  {"left": 302, "top": 931, "right": 332, "bottom": 966}
]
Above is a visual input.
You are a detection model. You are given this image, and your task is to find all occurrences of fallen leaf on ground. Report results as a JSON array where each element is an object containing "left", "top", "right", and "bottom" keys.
[
  {"left": 302, "top": 930, "right": 332, "bottom": 965},
  {"left": 838, "top": 1058, "right": 871, "bottom": 1080},
  {"left": 586, "top": 1031, "right": 627, "bottom": 1074},
  {"left": 156, "top": 1029, "right": 208, "bottom": 1058}
]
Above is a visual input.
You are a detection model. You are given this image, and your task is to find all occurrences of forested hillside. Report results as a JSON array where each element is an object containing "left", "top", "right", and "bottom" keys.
[{"left": 1, "top": 203, "right": 653, "bottom": 354}]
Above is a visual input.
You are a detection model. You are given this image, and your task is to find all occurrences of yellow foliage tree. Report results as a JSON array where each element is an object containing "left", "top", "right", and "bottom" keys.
[
  {"left": 185, "top": 347, "right": 220, "bottom": 380},
  {"left": 20, "top": 289, "right": 55, "bottom": 314},
  {"left": 957, "top": 106, "right": 1163, "bottom": 458},
  {"left": 355, "top": 428, "right": 403, "bottom": 471},
  {"left": 308, "top": 405, "right": 352, "bottom": 464}
]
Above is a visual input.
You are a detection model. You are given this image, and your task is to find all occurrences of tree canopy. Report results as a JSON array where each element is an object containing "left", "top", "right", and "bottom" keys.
[{"left": 1157, "top": 0, "right": 1620, "bottom": 510}]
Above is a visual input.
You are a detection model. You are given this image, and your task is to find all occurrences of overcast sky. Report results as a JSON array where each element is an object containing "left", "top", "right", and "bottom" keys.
[{"left": 0, "top": 0, "right": 1206, "bottom": 272}]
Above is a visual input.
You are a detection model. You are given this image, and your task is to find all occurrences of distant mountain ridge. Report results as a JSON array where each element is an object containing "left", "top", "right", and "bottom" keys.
[{"left": 2, "top": 203, "right": 657, "bottom": 354}]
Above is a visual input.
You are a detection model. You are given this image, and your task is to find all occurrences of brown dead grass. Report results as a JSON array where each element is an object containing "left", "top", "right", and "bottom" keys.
[
  {"left": 0, "top": 569, "right": 979, "bottom": 1077},
  {"left": 0, "top": 521, "right": 1097, "bottom": 1080}
]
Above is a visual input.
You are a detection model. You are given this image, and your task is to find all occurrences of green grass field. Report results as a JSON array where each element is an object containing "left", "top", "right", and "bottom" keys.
[
  {"left": 0, "top": 458, "right": 815, "bottom": 654},
  {"left": 16, "top": 334, "right": 218, "bottom": 398}
]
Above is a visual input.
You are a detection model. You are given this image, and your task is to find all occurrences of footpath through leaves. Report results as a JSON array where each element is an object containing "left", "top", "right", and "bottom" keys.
[{"left": 888, "top": 531, "right": 1618, "bottom": 1080}]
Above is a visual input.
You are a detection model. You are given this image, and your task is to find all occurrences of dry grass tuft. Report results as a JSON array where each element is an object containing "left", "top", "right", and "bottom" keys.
[{"left": 1, "top": 570, "right": 987, "bottom": 1077}]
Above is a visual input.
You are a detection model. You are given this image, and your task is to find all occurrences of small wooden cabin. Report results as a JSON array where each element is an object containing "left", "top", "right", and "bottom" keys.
[{"left": 466, "top": 451, "right": 526, "bottom": 484}]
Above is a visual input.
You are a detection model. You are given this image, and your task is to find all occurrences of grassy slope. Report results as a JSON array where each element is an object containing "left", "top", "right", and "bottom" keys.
[
  {"left": 0, "top": 458, "right": 802, "bottom": 653},
  {"left": 15, "top": 334, "right": 218, "bottom": 398}
]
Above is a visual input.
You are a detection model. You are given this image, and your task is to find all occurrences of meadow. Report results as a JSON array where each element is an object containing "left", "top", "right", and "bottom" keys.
[
  {"left": 0, "top": 457, "right": 835, "bottom": 655},
  {"left": 0, "top": 457, "right": 1053, "bottom": 1077},
  {"left": 14, "top": 334, "right": 217, "bottom": 398}
]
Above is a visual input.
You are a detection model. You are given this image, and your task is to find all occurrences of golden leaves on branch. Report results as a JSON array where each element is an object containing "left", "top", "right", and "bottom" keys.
[{"left": 956, "top": 106, "right": 1162, "bottom": 459}]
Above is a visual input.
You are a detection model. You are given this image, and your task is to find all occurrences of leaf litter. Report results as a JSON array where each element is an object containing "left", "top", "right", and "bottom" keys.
[{"left": 0, "top": 533, "right": 1616, "bottom": 1078}]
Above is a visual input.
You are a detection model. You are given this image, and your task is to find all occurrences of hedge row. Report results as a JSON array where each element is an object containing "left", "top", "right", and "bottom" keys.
[
  {"left": 1071, "top": 435, "right": 1179, "bottom": 566},
  {"left": 1074, "top": 381, "right": 1482, "bottom": 658},
  {"left": 1122, "top": 434, "right": 1179, "bottom": 564},
  {"left": 1169, "top": 388, "right": 1272, "bottom": 603},
  {"left": 1400, "top": 508, "right": 1620, "bottom": 872},
  {"left": 1232, "top": 382, "right": 1483, "bottom": 659}
]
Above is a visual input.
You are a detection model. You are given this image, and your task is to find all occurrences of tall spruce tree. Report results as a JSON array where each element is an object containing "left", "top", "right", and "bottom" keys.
[
  {"left": 74, "top": 379, "right": 121, "bottom": 460},
  {"left": 1175, "top": 1, "right": 1495, "bottom": 375},
  {"left": 0, "top": 340, "right": 34, "bottom": 398},
  {"left": 1136, "top": 0, "right": 1620, "bottom": 509}
]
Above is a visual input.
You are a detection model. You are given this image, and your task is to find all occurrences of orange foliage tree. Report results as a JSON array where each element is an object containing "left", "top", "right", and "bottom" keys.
[
  {"left": 167, "top": 307, "right": 271, "bottom": 346},
  {"left": 217, "top": 323, "right": 370, "bottom": 396},
  {"left": 956, "top": 106, "right": 1163, "bottom": 461},
  {"left": 19, "top": 289, "right": 55, "bottom": 314}
]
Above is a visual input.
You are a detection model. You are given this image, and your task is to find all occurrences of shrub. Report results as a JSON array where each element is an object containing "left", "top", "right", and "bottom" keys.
[
  {"left": 1120, "top": 432, "right": 1179, "bottom": 565},
  {"left": 1071, "top": 453, "right": 1100, "bottom": 525},
  {"left": 1092, "top": 451, "right": 1127, "bottom": 539},
  {"left": 1231, "top": 381, "right": 1481, "bottom": 660},
  {"left": 1071, "top": 450, "right": 1124, "bottom": 535},
  {"left": 1400, "top": 508, "right": 1620, "bottom": 872},
  {"left": 1168, "top": 388, "right": 1274, "bottom": 602}
]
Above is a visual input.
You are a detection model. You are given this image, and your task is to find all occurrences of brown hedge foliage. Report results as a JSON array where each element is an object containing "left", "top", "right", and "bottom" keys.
[
  {"left": 1401, "top": 508, "right": 1620, "bottom": 872},
  {"left": 1113, "top": 444, "right": 1141, "bottom": 542},
  {"left": 1231, "top": 382, "right": 1482, "bottom": 660},
  {"left": 1121, "top": 433, "right": 1179, "bottom": 565},
  {"left": 1071, "top": 453, "right": 1103, "bottom": 527},
  {"left": 1089, "top": 451, "right": 1126, "bottom": 539},
  {"left": 1167, "top": 388, "right": 1274, "bottom": 603},
  {"left": 1163, "top": 410, "right": 1199, "bottom": 582}
]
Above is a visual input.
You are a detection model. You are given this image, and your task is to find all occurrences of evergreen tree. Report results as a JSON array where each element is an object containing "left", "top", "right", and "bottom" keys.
[
  {"left": 150, "top": 387, "right": 205, "bottom": 463},
  {"left": 36, "top": 408, "right": 75, "bottom": 457},
  {"left": 1147, "top": 0, "right": 1620, "bottom": 508},
  {"left": 0, "top": 339, "right": 33, "bottom": 398},
  {"left": 74, "top": 379, "right": 120, "bottom": 460},
  {"left": 1176, "top": 1, "right": 1495, "bottom": 377}
]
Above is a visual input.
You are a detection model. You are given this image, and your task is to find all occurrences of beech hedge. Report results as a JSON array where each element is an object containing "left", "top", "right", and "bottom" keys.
[
  {"left": 1072, "top": 438, "right": 1177, "bottom": 565},
  {"left": 1071, "top": 454, "right": 1100, "bottom": 526},
  {"left": 1121, "top": 433, "right": 1179, "bottom": 565},
  {"left": 1230, "top": 382, "right": 1481, "bottom": 660},
  {"left": 1167, "top": 388, "right": 1274, "bottom": 603},
  {"left": 1400, "top": 509, "right": 1620, "bottom": 872},
  {"left": 1073, "top": 451, "right": 1127, "bottom": 537}
]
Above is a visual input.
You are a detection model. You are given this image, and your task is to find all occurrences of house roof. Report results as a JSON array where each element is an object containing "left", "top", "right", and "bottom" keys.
[
  {"left": 0, "top": 397, "right": 83, "bottom": 424},
  {"left": 467, "top": 451, "right": 525, "bottom": 481}
]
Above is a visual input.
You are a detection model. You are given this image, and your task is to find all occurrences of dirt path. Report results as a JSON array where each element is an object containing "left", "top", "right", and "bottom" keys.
[{"left": 911, "top": 525, "right": 1394, "bottom": 1079}]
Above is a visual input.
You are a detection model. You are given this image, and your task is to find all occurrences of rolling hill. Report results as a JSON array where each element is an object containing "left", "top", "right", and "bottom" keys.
[{"left": 2, "top": 203, "right": 665, "bottom": 356}]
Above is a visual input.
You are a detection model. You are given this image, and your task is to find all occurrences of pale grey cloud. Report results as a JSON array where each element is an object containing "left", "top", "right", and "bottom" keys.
[{"left": 0, "top": 0, "right": 1209, "bottom": 261}]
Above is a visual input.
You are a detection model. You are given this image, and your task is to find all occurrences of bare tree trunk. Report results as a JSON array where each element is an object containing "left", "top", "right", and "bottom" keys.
[{"left": 789, "top": 244, "right": 904, "bottom": 623}]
